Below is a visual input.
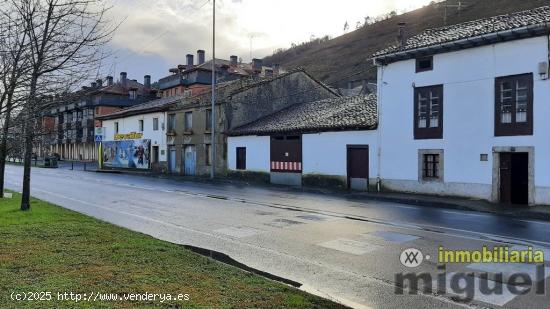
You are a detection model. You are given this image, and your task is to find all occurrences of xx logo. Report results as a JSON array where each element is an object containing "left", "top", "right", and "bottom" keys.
[{"left": 400, "top": 248, "right": 424, "bottom": 268}]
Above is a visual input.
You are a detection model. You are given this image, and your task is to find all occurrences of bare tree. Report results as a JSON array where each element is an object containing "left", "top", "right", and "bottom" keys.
[
  {"left": 10, "top": 0, "right": 114, "bottom": 210},
  {"left": 0, "top": 7, "right": 32, "bottom": 198}
]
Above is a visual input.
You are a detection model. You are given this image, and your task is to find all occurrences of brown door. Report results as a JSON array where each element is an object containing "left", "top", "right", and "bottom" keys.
[
  {"left": 270, "top": 136, "right": 302, "bottom": 173},
  {"left": 236, "top": 147, "right": 246, "bottom": 170},
  {"left": 500, "top": 152, "right": 528, "bottom": 205},
  {"left": 347, "top": 146, "right": 369, "bottom": 191}
]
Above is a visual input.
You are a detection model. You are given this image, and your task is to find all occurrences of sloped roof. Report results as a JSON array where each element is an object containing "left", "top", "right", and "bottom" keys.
[
  {"left": 373, "top": 6, "right": 550, "bottom": 63},
  {"left": 172, "top": 68, "right": 339, "bottom": 109},
  {"left": 230, "top": 94, "right": 377, "bottom": 136},
  {"left": 96, "top": 94, "right": 186, "bottom": 120}
]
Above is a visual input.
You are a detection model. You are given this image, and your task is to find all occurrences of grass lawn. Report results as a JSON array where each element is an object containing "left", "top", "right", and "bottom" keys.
[{"left": 0, "top": 192, "right": 346, "bottom": 308}]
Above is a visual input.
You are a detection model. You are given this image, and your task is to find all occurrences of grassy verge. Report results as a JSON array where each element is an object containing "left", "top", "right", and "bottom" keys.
[{"left": 0, "top": 192, "right": 345, "bottom": 308}]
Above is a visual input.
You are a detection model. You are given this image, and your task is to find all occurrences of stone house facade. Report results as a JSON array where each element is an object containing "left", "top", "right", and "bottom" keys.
[{"left": 165, "top": 69, "right": 339, "bottom": 176}]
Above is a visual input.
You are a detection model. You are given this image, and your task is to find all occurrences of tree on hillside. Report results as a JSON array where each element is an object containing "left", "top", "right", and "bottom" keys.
[{"left": 4, "top": 0, "right": 115, "bottom": 211}]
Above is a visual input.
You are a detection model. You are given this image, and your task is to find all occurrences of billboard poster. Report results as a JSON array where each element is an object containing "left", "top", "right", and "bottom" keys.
[{"left": 102, "top": 139, "right": 151, "bottom": 169}]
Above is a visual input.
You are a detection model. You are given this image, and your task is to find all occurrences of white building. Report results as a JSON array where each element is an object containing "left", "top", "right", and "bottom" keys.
[
  {"left": 97, "top": 95, "right": 185, "bottom": 171},
  {"left": 228, "top": 95, "right": 378, "bottom": 190},
  {"left": 373, "top": 6, "right": 550, "bottom": 206}
]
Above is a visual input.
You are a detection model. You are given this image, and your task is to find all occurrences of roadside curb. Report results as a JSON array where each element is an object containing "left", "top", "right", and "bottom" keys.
[{"left": 84, "top": 168, "right": 550, "bottom": 223}]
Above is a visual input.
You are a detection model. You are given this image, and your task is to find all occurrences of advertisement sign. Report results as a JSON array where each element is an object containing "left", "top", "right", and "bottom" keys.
[{"left": 102, "top": 139, "right": 151, "bottom": 169}]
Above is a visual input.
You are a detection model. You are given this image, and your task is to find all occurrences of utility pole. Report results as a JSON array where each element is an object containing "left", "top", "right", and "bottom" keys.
[
  {"left": 210, "top": 0, "right": 216, "bottom": 179},
  {"left": 443, "top": 0, "right": 466, "bottom": 26}
]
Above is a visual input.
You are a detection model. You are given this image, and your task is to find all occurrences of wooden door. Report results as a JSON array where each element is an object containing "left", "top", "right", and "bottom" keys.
[
  {"left": 236, "top": 147, "right": 246, "bottom": 170},
  {"left": 169, "top": 148, "right": 177, "bottom": 172},
  {"left": 500, "top": 153, "right": 512, "bottom": 204},
  {"left": 347, "top": 146, "right": 369, "bottom": 191},
  {"left": 184, "top": 145, "right": 196, "bottom": 176}
]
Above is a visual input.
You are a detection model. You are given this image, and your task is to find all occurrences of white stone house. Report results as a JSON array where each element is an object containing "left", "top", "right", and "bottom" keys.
[
  {"left": 96, "top": 95, "right": 186, "bottom": 171},
  {"left": 228, "top": 95, "right": 379, "bottom": 190},
  {"left": 373, "top": 6, "right": 550, "bottom": 205}
]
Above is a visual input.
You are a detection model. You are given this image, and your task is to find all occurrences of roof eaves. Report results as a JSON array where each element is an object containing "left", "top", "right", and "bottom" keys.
[{"left": 373, "top": 22, "right": 550, "bottom": 65}]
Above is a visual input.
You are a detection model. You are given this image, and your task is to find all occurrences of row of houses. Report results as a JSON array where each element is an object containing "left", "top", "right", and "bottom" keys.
[
  {"left": 38, "top": 6, "right": 550, "bottom": 207},
  {"left": 37, "top": 50, "right": 281, "bottom": 161},
  {"left": 228, "top": 6, "right": 550, "bottom": 207}
]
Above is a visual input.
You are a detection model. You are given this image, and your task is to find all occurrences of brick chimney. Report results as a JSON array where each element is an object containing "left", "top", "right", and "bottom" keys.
[
  {"left": 96, "top": 79, "right": 103, "bottom": 88},
  {"left": 197, "top": 50, "right": 205, "bottom": 65},
  {"left": 106, "top": 76, "right": 113, "bottom": 86},
  {"left": 120, "top": 72, "right": 127, "bottom": 88},
  {"left": 144, "top": 75, "right": 151, "bottom": 88},
  {"left": 230, "top": 55, "right": 238, "bottom": 66},
  {"left": 186, "top": 54, "right": 194, "bottom": 68},
  {"left": 397, "top": 22, "right": 407, "bottom": 48},
  {"left": 91, "top": 82, "right": 97, "bottom": 88}
]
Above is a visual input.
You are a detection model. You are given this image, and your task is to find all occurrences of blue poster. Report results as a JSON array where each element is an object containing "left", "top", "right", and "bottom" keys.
[{"left": 102, "top": 139, "right": 151, "bottom": 169}]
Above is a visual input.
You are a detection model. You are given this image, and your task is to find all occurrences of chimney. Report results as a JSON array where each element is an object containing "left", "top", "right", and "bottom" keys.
[
  {"left": 252, "top": 58, "right": 263, "bottom": 71},
  {"left": 230, "top": 55, "right": 238, "bottom": 66},
  {"left": 144, "top": 75, "right": 151, "bottom": 88},
  {"left": 273, "top": 63, "right": 280, "bottom": 75},
  {"left": 91, "top": 82, "right": 97, "bottom": 88},
  {"left": 197, "top": 50, "right": 205, "bottom": 65},
  {"left": 120, "top": 72, "right": 127, "bottom": 88},
  {"left": 186, "top": 54, "right": 194, "bottom": 68},
  {"left": 106, "top": 76, "right": 113, "bottom": 86},
  {"left": 96, "top": 79, "right": 103, "bottom": 88},
  {"left": 397, "top": 22, "right": 407, "bottom": 48}
]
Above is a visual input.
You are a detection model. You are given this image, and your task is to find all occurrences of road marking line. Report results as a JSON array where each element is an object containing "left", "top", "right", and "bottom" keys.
[
  {"left": 368, "top": 231, "right": 420, "bottom": 244},
  {"left": 214, "top": 226, "right": 261, "bottom": 238},
  {"left": 318, "top": 239, "right": 382, "bottom": 255}
]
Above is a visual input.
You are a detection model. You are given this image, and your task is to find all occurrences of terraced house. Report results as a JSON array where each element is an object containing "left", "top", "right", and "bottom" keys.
[
  {"left": 373, "top": 6, "right": 550, "bottom": 206},
  {"left": 165, "top": 69, "right": 338, "bottom": 176},
  {"left": 227, "top": 94, "right": 378, "bottom": 189},
  {"left": 38, "top": 72, "right": 156, "bottom": 160}
]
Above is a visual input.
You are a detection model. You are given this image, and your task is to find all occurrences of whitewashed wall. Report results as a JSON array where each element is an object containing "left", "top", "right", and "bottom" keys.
[
  {"left": 102, "top": 112, "right": 168, "bottom": 162},
  {"left": 378, "top": 36, "right": 550, "bottom": 204},
  {"left": 228, "top": 131, "right": 379, "bottom": 183},
  {"left": 227, "top": 136, "right": 271, "bottom": 172},
  {"left": 302, "top": 131, "right": 378, "bottom": 179}
]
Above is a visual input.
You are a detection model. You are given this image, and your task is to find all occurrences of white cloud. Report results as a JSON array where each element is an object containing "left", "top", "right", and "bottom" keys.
[{"left": 102, "top": 0, "right": 432, "bottom": 81}]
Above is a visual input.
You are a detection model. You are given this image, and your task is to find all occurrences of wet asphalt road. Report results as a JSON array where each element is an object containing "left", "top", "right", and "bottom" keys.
[{"left": 4, "top": 164, "right": 550, "bottom": 309}]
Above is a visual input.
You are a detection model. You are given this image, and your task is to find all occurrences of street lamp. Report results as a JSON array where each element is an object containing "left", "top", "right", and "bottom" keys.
[{"left": 210, "top": 0, "right": 216, "bottom": 179}]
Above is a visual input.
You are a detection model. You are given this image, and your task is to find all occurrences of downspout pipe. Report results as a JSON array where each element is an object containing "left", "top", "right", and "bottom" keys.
[{"left": 375, "top": 63, "right": 384, "bottom": 193}]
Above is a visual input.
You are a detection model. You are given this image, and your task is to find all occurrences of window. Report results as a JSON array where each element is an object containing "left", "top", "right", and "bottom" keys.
[
  {"left": 416, "top": 56, "right": 433, "bottom": 73},
  {"left": 236, "top": 147, "right": 246, "bottom": 170},
  {"left": 423, "top": 154, "right": 439, "bottom": 179},
  {"left": 205, "top": 144, "right": 212, "bottom": 166},
  {"left": 414, "top": 85, "right": 443, "bottom": 139},
  {"left": 205, "top": 109, "right": 212, "bottom": 131},
  {"left": 114, "top": 122, "right": 119, "bottom": 134},
  {"left": 167, "top": 114, "right": 176, "bottom": 132},
  {"left": 184, "top": 112, "right": 193, "bottom": 131},
  {"left": 495, "top": 74, "right": 533, "bottom": 136},
  {"left": 153, "top": 118, "right": 159, "bottom": 131},
  {"left": 129, "top": 89, "right": 137, "bottom": 100},
  {"left": 183, "top": 90, "right": 192, "bottom": 97},
  {"left": 138, "top": 119, "right": 144, "bottom": 132},
  {"left": 418, "top": 150, "right": 444, "bottom": 182}
]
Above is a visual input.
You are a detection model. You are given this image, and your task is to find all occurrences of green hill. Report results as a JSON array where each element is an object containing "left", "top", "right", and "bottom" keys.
[{"left": 263, "top": 0, "right": 550, "bottom": 87}]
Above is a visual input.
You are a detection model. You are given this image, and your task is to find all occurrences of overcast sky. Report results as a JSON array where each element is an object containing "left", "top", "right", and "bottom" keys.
[{"left": 101, "top": 0, "right": 433, "bottom": 84}]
